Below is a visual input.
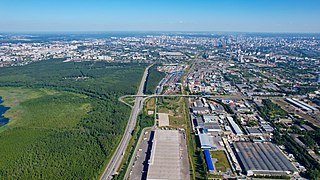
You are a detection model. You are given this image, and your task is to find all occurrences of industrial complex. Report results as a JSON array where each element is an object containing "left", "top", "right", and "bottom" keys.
[{"left": 121, "top": 33, "right": 320, "bottom": 180}]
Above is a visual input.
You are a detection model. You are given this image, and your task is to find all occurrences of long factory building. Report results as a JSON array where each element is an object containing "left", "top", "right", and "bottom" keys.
[
  {"left": 147, "top": 130, "right": 185, "bottom": 180},
  {"left": 285, "top": 98, "right": 318, "bottom": 113},
  {"left": 233, "top": 142, "right": 297, "bottom": 176},
  {"left": 226, "top": 116, "right": 243, "bottom": 135}
]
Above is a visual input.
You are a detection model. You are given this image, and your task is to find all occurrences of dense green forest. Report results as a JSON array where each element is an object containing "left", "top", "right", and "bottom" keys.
[
  {"left": 259, "top": 99, "right": 288, "bottom": 120},
  {"left": 144, "top": 65, "right": 165, "bottom": 94},
  {"left": 0, "top": 59, "right": 146, "bottom": 179}
]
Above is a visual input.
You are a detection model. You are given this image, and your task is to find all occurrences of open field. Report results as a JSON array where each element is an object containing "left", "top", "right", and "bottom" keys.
[
  {"left": 143, "top": 98, "right": 156, "bottom": 128},
  {"left": 122, "top": 96, "right": 136, "bottom": 106},
  {"left": 0, "top": 88, "right": 89, "bottom": 131},
  {"left": 146, "top": 97, "right": 156, "bottom": 110},
  {"left": 208, "top": 174, "right": 223, "bottom": 179},
  {"left": 157, "top": 96, "right": 187, "bottom": 129},
  {"left": 210, "top": 150, "right": 232, "bottom": 173},
  {"left": 0, "top": 59, "right": 146, "bottom": 179}
]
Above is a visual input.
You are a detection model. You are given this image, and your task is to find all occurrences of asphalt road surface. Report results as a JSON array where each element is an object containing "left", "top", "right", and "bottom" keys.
[{"left": 100, "top": 64, "right": 153, "bottom": 180}]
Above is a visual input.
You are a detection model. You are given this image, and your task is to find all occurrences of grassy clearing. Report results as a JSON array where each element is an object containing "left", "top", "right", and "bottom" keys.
[
  {"left": 169, "top": 97, "right": 187, "bottom": 129},
  {"left": 210, "top": 151, "right": 232, "bottom": 173},
  {"left": 146, "top": 98, "right": 155, "bottom": 110},
  {"left": 0, "top": 87, "right": 89, "bottom": 131},
  {"left": 122, "top": 96, "right": 136, "bottom": 106},
  {"left": 208, "top": 174, "right": 223, "bottom": 179},
  {"left": 157, "top": 97, "right": 187, "bottom": 129},
  {"left": 0, "top": 88, "right": 48, "bottom": 128}
]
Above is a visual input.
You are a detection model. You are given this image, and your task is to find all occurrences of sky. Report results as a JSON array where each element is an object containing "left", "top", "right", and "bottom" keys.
[{"left": 0, "top": 0, "right": 319, "bottom": 33}]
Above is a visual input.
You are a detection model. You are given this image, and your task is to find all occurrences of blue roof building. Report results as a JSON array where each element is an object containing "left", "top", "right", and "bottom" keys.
[{"left": 204, "top": 149, "right": 215, "bottom": 172}]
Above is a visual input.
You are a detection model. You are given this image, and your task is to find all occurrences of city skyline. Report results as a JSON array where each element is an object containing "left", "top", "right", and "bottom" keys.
[{"left": 1, "top": 0, "right": 320, "bottom": 33}]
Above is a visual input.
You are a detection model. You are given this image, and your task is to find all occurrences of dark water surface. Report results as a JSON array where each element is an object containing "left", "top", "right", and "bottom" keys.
[{"left": 0, "top": 96, "right": 10, "bottom": 127}]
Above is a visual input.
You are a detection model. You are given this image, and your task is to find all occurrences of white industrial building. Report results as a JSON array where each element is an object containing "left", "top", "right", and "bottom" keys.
[{"left": 147, "top": 130, "right": 186, "bottom": 180}]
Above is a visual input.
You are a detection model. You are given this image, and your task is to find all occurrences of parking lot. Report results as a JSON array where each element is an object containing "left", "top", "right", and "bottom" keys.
[{"left": 129, "top": 130, "right": 154, "bottom": 180}]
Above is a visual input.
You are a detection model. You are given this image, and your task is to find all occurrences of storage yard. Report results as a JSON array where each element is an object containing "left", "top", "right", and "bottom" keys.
[{"left": 157, "top": 113, "right": 170, "bottom": 127}]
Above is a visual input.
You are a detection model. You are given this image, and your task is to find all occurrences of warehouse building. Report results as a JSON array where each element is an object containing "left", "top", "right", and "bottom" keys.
[
  {"left": 194, "top": 117, "right": 204, "bottom": 128},
  {"left": 203, "top": 115, "right": 219, "bottom": 123},
  {"left": 192, "top": 106, "right": 210, "bottom": 114},
  {"left": 261, "top": 124, "right": 274, "bottom": 133},
  {"left": 226, "top": 116, "right": 243, "bottom": 135},
  {"left": 233, "top": 142, "right": 297, "bottom": 176},
  {"left": 203, "top": 149, "right": 215, "bottom": 173},
  {"left": 147, "top": 130, "right": 189, "bottom": 180},
  {"left": 292, "top": 98, "right": 318, "bottom": 113},
  {"left": 204, "top": 122, "right": 221, "bottom": 132},
  {"left": 246, "top": 127, "right": 263, "bottom": 136},
  {"left": 198, "top": 134, "right": 217, "bottom": 149},
  {"left": 209, "top": 102, "right": 225, "bottom": 113},
  {"left": 286, "top": 98, "right": 318, "bottom": 113},
  {"left": 286, "top": 98, "right": 312, "bottom": 112}
]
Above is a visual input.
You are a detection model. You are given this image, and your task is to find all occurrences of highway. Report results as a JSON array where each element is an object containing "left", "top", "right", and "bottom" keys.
[
  {"left": 120, "top": 94, "right": 242, "bottom": 100},
  {"left": 100, "top": 64, "right": 154, "bottom": 180}
]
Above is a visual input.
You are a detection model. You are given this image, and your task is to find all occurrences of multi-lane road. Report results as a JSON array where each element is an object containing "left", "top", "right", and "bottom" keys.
[
  {"left": 100, "top": 64, "right": 154, "bottom": 180},
  {"left": 120, "top": 94, "right": 242, "bottom": 101}
]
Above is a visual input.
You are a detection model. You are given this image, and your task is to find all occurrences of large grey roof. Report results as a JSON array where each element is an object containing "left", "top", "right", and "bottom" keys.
[
  {"left": 234, "top": 142, "right": 296, "bottom": 173},
  {"left": 147, "top": 130, "right": 182, "bottom": 180}
]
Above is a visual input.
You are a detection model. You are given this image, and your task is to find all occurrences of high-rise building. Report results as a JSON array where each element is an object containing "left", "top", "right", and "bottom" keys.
[{"left": 239, "top": 55, "right": 244, "bottom": 63}]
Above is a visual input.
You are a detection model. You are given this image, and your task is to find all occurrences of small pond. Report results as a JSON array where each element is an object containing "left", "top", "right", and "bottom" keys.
[{"left": 0, "top": 96, "right": 10, "bottom": 127}]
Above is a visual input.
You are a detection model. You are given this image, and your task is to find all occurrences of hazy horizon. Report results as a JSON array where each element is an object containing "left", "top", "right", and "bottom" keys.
[{"left": 1, "top": 0, "right": 320, "bottom": 33}]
